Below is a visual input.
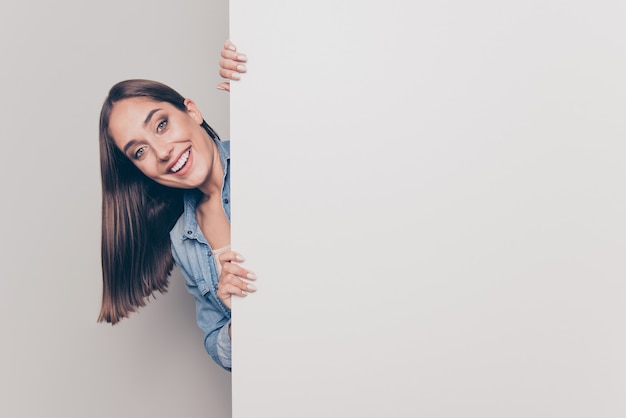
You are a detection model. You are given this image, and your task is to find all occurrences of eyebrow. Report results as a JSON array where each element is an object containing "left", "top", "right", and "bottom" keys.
[
  {"left": 122, "top": 139, "right": 138, "bottom": 155},
  {"left": 122, "top": 108, "right": 162, "bottom": 154},
  {"left": 143, "top": 108, "right": 162, "bottom": 127}
]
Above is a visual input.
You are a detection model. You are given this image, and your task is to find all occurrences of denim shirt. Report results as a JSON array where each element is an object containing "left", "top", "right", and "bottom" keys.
[{"left": 169, "top": 138, "right": 232, "bottom": 371}]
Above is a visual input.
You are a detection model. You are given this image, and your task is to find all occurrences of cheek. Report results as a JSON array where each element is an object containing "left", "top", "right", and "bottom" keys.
[{"left": 132, "top": 160, "right": 159, "bottom": 180}]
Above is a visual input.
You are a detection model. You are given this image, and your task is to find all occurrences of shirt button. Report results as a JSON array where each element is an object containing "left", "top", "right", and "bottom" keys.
[
  {"left": 186, "top": 230, "right": 193, "bottom": 235},
  {"left": 223, "top": 198, "right": 229, "bottom": 204},
  {"left": 208, "top": 250, "right": 212, "bottom": 257}
]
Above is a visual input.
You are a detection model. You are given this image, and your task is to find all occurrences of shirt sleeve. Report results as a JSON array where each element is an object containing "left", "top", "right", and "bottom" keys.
[
  {"left": 216, "top": 320, "right": 232, "bottom": 369},
  {"left": 172, "top": 244, "right": 232, "bottom": 372}
]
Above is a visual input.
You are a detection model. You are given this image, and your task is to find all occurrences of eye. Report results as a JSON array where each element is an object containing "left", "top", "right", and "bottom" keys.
[
  {"left": 134, "top": 146, "right": 147, "bottom": 159},
  {"left": 157, "top": 119, "right": 168, "bottom": 132}
]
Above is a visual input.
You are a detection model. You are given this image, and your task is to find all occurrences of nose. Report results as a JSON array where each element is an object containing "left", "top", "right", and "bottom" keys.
[{"left": 153, "top": 140, "right": 173, "bottom": 161}]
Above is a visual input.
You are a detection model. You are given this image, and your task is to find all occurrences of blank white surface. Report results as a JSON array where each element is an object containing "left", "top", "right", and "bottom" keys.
[{"left": 230, "top": 1, "right": 626, "bottom": 417}]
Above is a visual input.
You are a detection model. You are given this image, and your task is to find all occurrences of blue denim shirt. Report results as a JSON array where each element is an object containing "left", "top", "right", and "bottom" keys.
[{"left": 169, "top": 138, "right": 232, "bottom": 371}]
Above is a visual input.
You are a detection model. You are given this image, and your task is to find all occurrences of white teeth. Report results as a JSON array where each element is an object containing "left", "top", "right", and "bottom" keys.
[{"left": 171, "top": 150, "right": 190, "bottom": 173}]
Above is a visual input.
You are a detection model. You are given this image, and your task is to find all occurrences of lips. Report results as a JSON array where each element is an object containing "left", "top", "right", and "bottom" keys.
[{"left": 169, "top": 148, "right": 191, "bottom": 173}]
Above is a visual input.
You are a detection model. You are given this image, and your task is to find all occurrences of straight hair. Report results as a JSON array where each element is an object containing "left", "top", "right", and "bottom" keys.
[{"left": 98, "top": 79, "right": 220, "bottom": 324}]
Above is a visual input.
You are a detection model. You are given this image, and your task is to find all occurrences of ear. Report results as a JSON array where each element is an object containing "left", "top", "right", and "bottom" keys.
[{"left": 184, "top": 99, "right": 204, "bottom": 125}]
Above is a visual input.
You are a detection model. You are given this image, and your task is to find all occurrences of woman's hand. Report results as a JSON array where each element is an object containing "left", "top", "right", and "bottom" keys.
[
  {"left": 217, "top": 40, "right": 248, "bottom": 92},
  {"left": 216, "top": 251, "right": 257, "bottom": 310}
]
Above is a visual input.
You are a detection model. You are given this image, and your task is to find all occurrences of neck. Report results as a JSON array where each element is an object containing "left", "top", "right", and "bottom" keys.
[{"left": 198, "top": 139, "right": 224, "bottom": 199}]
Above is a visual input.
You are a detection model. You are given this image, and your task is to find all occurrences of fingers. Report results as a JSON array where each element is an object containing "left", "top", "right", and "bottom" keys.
[
  {"left": 219, "top": 65, "right": 243, "bottom": 81},
  {"left": 218, "top": 250, "right": 246, "bottom": 264},
  {"left": 216, "top": 82, "right": 230, "bottom": 92},
  {"left": 216, "top": 270, "right": 256, "bottom": 309},
  {"left": 219, "top": 251, "right": 257, "bottom": 283},
  {"left": 218, "top": 271, "right": 257, "bottom": 297},
  {"left": 218, "top": 40, "right": 247, "bottom": 90},
  {"left": 224, "top": 39, "right": 237, "bottom": 53},
  {"left": 216, "top": 250, "right": 257, "bottom": 309},
  {"left": 217, "top": 275, "right": 253, "bottom": 301},
  {"left": 219, "top": 58, "right": 247, "bottom": 79},
  {"left": 221, "top": 40, "right": 248, "bottom": 62}
]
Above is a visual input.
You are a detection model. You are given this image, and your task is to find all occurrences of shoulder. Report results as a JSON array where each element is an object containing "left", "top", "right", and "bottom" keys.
[{"left": 216, "top": 138, "right": 230, "bottom": 159}]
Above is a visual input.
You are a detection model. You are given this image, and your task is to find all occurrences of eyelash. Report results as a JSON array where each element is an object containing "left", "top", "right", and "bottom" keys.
[
  {"left": 134, "top": 146, "right": 147, "bottom": 159},
  {"left": 157, "top": 119, "right": 168, "bottom": 132}
]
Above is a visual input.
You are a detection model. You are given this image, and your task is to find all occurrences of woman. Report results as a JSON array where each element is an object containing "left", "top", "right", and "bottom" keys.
[{"left": 98, "top": 41, "right": 250, "bottom": 371}]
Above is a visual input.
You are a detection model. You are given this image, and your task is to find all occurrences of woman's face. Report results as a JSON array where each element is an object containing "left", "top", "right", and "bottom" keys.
[{"left": 108, "top": 97, "right": 217, "bottom": 190}]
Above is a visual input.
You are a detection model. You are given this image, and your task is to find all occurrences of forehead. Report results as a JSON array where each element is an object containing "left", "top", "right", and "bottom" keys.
[{"left": 109, "top": 97, "right": 161, "bottom": 131}]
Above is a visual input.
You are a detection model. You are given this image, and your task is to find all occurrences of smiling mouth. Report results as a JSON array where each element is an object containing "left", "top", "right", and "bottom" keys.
[{"left": 170, "top": 149, "right": 191, "bottom": 173}]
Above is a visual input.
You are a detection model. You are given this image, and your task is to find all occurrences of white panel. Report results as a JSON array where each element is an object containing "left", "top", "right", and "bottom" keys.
[
  {"left": 0, "top": 1, "right": 232, "bottom": 417},
  {"left": 231, "top": 1, "right": 626, "bottom": 417}
]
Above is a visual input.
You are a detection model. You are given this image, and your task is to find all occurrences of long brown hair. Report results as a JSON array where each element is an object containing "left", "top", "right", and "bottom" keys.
[{"left": 98, "top": 79, "right": 219, "bottom": 324}]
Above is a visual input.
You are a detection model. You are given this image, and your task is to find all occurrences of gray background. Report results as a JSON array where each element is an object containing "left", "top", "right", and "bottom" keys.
[
  {"left": 0, "top": 1, "right": 232, "bottom": 417},
  {"left": 230, "top": 1, "right": 626, "bottom": 417}
]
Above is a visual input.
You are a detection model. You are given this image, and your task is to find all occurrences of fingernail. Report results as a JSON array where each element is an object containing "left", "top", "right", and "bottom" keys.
[
  {"left": 236, "top": 64, "right": 247, "bottom": 72},
  {"left": 237, "top": 54, "right": 247, "bottom": 62},
  {"left": 231, "top": 72, "right": 241, "bottom": 80},
  {"left": 247, "top": 272, "right": 257, "bottom": 280},
  {"left": 228, "top": 44, "right": 236, "bottom": 51},
  {"left": 236, "top": 254, "right": 245, "bottom": 261},
  {"left": 241, "top": 291, "right": 248, "bottom": 296},
  {"left": 247, "top": 284, "right": 257, "bottom": 291},
  {"left": 216, "top": 85, "right": 226, "bottom": 90}
]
